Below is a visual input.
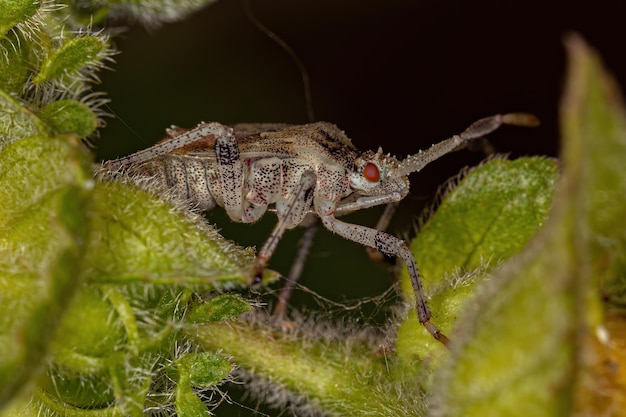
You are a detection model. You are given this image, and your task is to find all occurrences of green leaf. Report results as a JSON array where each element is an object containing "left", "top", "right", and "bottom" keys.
[
  {"left": 0, "top": 32, "right": 31, "bottom": 94},
  {"left": 177, "top": 352, "right": 233, "bottom": 387},
  {"left": 37, "top": 99, "right": 98, "bottom": 138},
  {"left": 25, "top": 177, "right": 265, "bottom": 414},
  {"left": 396, "top": 156, "right": 558, "bottom": 361},
  {"left": 84, "top": 179, "right": 260, "bottom": 287},
  {"left": 0, "top": 90, "right": 46, "bottom": 148},
  {"left": 33, "top": 36, "right": 106, "bottom": 85},
  {"left": 189, "top": 317, "right": 420, "bottom": 416},
  {"left": 560, "top": 35, "right": 626, "bottom": 305},
  {"left": 0, "top": 134, "right": 92, "bottom": 406},
  {"left": 0, "top": 0, "right": 40, "bottom": 38},
  {"left": 429, "top": 34, "right": 626, "bottom": 417},
  {"left": 411, "top": 157, "right": 558, "bottom": 286},
  {"left": 173, "top": 352, "right": 231, "bottom": 416},
  {"left": 175, "top": 383, "right": 210, "bottom": 417},
  {"left": 187, "top": 294, "right": 252, "bottom": 324}
]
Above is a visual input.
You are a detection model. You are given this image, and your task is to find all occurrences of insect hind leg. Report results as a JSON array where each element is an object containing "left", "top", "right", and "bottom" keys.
[{"left": 272, "top": 217, "right": 319, "bottom": 320}]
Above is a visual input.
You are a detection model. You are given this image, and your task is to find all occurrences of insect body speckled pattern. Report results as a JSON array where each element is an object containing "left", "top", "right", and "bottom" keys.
[{"left": 103, "top": 113, "right": 539, "bottom": 346}]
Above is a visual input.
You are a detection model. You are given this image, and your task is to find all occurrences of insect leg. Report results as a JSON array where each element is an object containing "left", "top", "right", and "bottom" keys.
[
  {"left": 104, "top": 122, "right": 233, "bottom": 171},
  {"left": 335, "top": 197, "right": 401, "bottom": 262},
  {"left": 272, "top": 218, "right": 319, "bottom": 319},
  {"left": 334, "top": 192, "right": 403, "bottom": 216},
  {"left": 319, "top": 214, "right": 450, "bottom": 346},
  {"left": 365, "top": 202, "right": 399, "bottom": 263},
  {"left": 253, "top": 170, "right": 316, "bottom": 281}
]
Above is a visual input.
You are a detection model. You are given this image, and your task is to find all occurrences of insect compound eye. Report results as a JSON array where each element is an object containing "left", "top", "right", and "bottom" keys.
[{"left": 363, "top": 162, "right": 380, "bottom": 182}]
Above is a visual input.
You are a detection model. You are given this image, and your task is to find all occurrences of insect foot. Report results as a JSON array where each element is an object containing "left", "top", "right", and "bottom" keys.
[{"left": 101, "top": 114, "right": 538, "bottom": 348}]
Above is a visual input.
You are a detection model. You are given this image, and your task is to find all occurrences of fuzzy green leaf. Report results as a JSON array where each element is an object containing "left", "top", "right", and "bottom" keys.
[
  {"left": 189, "top": 316, "right": 419, "bottom": 416},
  {"left": 410, "top": 157, "right": 558, "bottom": 287},
  {"left": 0, "top": 138, "right": 271, "bottom": 415},
  {"left": 38, "top": 99, "right": 98, "bottom": 137},
  {"left": 175, "top": 383, "right": 210, "bottom": 417},
  {"left": 176, "top": 352, "right": 233, "bottom": 387},
  {"left": 396, "top": 156, "right": 558, "bottom": 361},
  {"left": 0, "top": 134, "right": 93, "bottom": 406},
  {"left": 0, "top": 32, "right": 31, "bottom": 94},
  {"left": 429, "top": 34, "right": 626, "bottom": 417},
  {"left": 173, "top": 352, "right": 232, "bottom": 417},
  {"left": 84, "top": 179, "right": 260, "bottom": 287},
  {"left": 561, "top": 35, "right": 626, "bottom": 305},
  {"left": 0, "top": 0, "right": 40, "bottom": 38},
  {"left": 187, "top": 294, "right": 252, "bottom": 324},
  {"left": 33, "top": 36, "right": 105, "bottom": 85},
  {"left": 0, "top": 90, "right": 46, "bottom": 148},
  {"left": 20, "top": 176, "right": 266, "bottom": 414}
]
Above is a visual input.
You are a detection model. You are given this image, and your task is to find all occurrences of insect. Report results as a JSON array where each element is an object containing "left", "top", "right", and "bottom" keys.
[{"left": 103, "top": 113, "right": 539, "bottom": 346}]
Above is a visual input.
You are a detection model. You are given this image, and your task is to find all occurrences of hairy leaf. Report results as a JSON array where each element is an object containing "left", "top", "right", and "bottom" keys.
[
  {"left": 429, "top": 34, "right": 626, "bottom": 417},
  {"left": 0, "top": 134, "right": 92, "bottom": 405}
]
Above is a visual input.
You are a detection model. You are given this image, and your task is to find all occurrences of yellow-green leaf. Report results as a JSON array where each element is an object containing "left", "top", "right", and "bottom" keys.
[
  {"left": 33, "top": 36, "right": 105, "bottom": 85},
  {"left": 429, "top": 33, "right": 626, "bottom": 417},
  {"left": 37, "top": 99, "right": 98, "bottom": 138},
  {"left": 84, "top": 179, "right": 258, "bottom": 287},
  {"left": 396, "top": 157, "right": 558, "bottom": 361},
  {"left": 0, "top": 0, "right": 40, "bottom": 39},
  {"left": 0, "top": 134, "right": 92, "bottom": 406},
  {"left": 187, "top": 294, "right": 252, "bottom": 323}
]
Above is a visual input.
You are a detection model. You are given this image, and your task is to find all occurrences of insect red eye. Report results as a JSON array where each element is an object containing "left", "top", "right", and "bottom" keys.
[{"left": 363, "top": 162, "right": 380, "bottom": 182}]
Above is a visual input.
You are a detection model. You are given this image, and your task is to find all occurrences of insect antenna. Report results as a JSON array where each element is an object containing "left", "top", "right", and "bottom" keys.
[
  {"left": 243, "top": 0, "right": 315, "bottom": 123},
  {"left": 396, "top": 112, "right": 540, "bottom": 177}
]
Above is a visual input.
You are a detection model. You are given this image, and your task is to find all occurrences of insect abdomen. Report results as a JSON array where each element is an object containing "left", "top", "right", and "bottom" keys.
[{"left": 137, "top": 155, "right": 223, "bottom": 212}]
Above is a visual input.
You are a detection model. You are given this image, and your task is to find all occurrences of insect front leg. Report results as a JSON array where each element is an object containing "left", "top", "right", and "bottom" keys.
[
  {"left": 334, "top": 192, "right": 404, "bottom": 216},
  {"left": 319, "top": 213, "right": 450, "bottom": 346},
  {"left": 365, "top": 202, "right": 399, "bottom": 263},
  {"left": 335, "top": 194, "right": 402, "bottom": 262}
]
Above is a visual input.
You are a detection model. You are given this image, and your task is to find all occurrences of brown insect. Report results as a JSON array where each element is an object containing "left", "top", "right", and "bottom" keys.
[{"left": 103, "top": 113, "right": 539, "bottom": 346}]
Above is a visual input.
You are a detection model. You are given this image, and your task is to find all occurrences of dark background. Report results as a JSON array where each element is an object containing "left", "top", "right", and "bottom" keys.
[{"left": 96, "top": 0, "right": 625, "bottom": 414}]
